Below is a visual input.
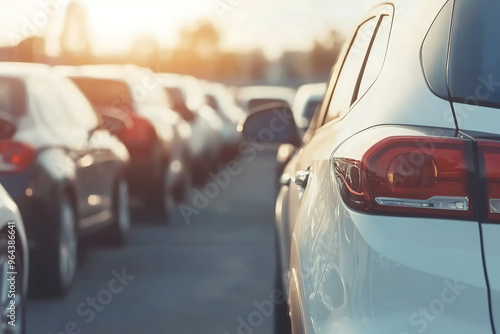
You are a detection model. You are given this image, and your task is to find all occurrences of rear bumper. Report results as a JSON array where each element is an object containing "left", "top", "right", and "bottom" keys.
[
  {"left": 290, "top": 173, "right": 494, "bottom": 334},
  {"left": 125, "top": 142, "right": 168, "bottom": 194}
]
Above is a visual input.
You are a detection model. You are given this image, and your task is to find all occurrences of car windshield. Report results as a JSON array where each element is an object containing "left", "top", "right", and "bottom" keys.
[
  {"left": 0, "top": 77, "right": 26, "bottom": 118},
  {"left": 70, "top": 77, "right": 135, "bottom": 113},
  {"left": 449, "top": 0, "right": 500, "bottom": 107}
]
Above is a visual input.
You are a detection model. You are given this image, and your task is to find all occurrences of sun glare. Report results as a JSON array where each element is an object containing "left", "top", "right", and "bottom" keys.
[{"left": 84, "top": 1, "right": 208, "bottom": 54}]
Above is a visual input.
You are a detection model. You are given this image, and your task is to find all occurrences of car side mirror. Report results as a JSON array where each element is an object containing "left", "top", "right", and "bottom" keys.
[
  {"left": 238, "top": 102, "right": 301, "bottom": 146},
  {"left": 97, "top": 107, "right": 133, "bottom": 134},
  {"left": 0, "top": 111, "right": 17, "bottom": 139}
]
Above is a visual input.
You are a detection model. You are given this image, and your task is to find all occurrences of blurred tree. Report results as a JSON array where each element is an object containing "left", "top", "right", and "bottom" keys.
[
  {"left": 169, "top": 20, "right": 222, "bottom": 79},
  {"left": 310, "top": 30, "right": 344, "bottom": 78},
  {"left": 179, "top": 20, "right": 220, "bottom": 60},
  {"left": 248, "top": 49, "right": 268, "bottom": 81},
  {"left": 130, "top": 32, "right": 160, "bottom": 70}
]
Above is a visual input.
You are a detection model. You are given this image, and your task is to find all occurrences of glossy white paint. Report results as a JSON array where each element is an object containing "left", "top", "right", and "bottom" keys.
[
  {"left": 453, "top": 103, "right": 500, "bottom": 135},
  {"left": 480, "top": 225, "right": 500, "bottom": 333}
]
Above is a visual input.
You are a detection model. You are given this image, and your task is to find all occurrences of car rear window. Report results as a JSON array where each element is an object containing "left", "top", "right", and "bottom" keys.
[
  {"left": 71, "top": 77, "right": 135, "bottom": 113},
  {"left": 449, "top": 0, "right": 500, "bottom": 107},
  {"left": 0, "top": 77, "right": 26, "bottom": 118},
  {"left": 421, "top": 1, "right": 452, "bottom": 99}
]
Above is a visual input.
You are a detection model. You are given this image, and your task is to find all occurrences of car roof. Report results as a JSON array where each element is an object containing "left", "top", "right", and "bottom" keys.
[
  {"left": 0, "top": 62, "right": 51, "bottom": 79},
  {"left": 53, "top": 64, "right": 153, "bottom": 83},
  {"left": 237, "top": 85, "right": 296, "bottom": 106}
]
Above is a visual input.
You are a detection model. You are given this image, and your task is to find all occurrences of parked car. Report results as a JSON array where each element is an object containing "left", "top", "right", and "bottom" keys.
[
  {"left": 0, "top": 63, "right": 130, "bottom": 295},
  {"left": 292, "top": 83, "right": 327, "bottom": 135},
  {"left": 202, "top": 81, "right": 243, "bottom": 159},
  {"left": 0, "top": 183, "right": 28, "bottom": 332},
  {"left": 56, "top": 65, "right": 192, "bottom": 216},
  {"left": 236, "top": 85, "right": 296, "bottom": 113},
  {"left": 241, "top": 1, "right": 500, "bottom": 333},
  {"left": 160, "top": 74, "right": 224, "bottom": 183},
  {"left": 276, "top": 83, "right": 327, "bottom": 189}
]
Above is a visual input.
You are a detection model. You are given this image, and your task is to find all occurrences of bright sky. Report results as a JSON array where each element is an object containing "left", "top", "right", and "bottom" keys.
[{"left": 0, "top": 0, "right": 373, "bottom": 58}]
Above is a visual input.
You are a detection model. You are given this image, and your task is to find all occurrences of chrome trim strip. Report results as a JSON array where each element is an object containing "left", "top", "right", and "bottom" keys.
[{"left": 375, "top": 196, "right": 469, "bottom": 211}]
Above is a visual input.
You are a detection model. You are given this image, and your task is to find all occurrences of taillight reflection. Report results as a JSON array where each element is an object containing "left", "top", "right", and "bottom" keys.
[
  {"left": 118, "top": 115, "right": 156, "bottom": 143},
  {"left": 0, "top": 141, "right": 36, "bottom": 173}
]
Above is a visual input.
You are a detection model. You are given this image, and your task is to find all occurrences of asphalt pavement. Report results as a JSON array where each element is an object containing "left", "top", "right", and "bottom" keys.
[{"left": 27, "top": 148, "right": 278, "bottom": 334}]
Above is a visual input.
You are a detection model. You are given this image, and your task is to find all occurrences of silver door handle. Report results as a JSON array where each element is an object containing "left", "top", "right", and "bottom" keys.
[{"left": 295, "top": 169, "right": 310, "bottom": 188}]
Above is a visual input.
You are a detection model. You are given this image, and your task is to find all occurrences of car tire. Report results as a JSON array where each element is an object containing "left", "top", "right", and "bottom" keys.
[
  {"left": 0, "top": 235, "right": 26, "bottom": 334},
  {"left": 174, "top": 157, "right": 192, "bottom": 204},
  {"left": 34, "top": 194, "right": 78, "bottom": 297},
  {"left": 274, "top": 251, "right": 292, "bottom": 334},
  {"left": 145, "top": 165, "right": 173, "bottom": 223},
  {"left": 101, "top": 179, "right": 130, "bottom": 246}
]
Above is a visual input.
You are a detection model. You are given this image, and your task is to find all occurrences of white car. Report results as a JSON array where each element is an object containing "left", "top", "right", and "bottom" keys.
[
  {"left": 160, "top": 74, "right": 224, "bottom": 183},
  {"left": 0, "top": 183, "right": 28, "bottom": 333},
  {"left": 55, "top": 65, "right": 191, "bottom": 218},
  {"left": 241, "top": 1, "right": 500, "bottom": 333},
  {"left": 202, "top": 81, "right": 243, "bottom": 159}
]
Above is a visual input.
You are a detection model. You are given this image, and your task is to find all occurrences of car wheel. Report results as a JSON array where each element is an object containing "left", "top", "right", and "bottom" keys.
[
  {"left": 274, "top": 252, "right": 292, "bottom": 334},
  {"left": 102, "top": 179, "right": 130, "bottom": 246},
  {"left": 145, "top": 165, "right": 174, "bottom": 222},
  {"left": 0, "top": 236, "right": 25, "bottom": 334},
  {"left": 34, "top": 195, "right": 78, "bottom": 297},
  {"left": 174, "top": 159, "right": 192, "bottom": 203}
]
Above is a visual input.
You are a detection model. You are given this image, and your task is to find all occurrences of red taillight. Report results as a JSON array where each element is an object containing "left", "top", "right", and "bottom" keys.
[
  {"left": 118, "top": 115, "right": 156, "bottom": 143},
  {"left": 478, "top": 140, "right": 500, "bottom": 222},
  {"left": 334, "top": 136, "right": 473, "bottom": 219},
  {"left": 0, "top": 141, "right": 36, "bottom": 173}
]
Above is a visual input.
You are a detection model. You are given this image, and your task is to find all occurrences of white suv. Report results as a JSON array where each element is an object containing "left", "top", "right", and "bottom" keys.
[{"left": 241, "top": 0, "right": 500, "bottom": 333}]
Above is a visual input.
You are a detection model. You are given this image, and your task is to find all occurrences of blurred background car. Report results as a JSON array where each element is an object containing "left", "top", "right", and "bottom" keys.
[
  {"left": 292, "top": 83, "right": 327, "bottom": 135},
  {"left": 0, "top": 183, "right": 28, "bottom": 333},
  {"left": 276, "top": 82, "right": 327, "bottom": 189},
  {"left": 236, "top": 86, "right": 296, "bottom": 113},
  {"left": 160, "top": 73, "right": 224, "bottom": 184},
  {"left": 0, "top": 63, "right": 131, "bottom": 296},
  {"left": 202, "top": 81, "right": 243, "bottom": 160},
  {"left": 55, "top": 65, "right": 192, "bottom": 218}
]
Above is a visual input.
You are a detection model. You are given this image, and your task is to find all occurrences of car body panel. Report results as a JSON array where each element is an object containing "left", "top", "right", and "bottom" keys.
[
  {"left": 453, "top": 103, "right": 500, "bottom": 136},
  {"left": 480, "top": 224, "right": 500, "bottom": 333},
  {"left": 0, "top": 183, "right": 29, "bottom": 296}
]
